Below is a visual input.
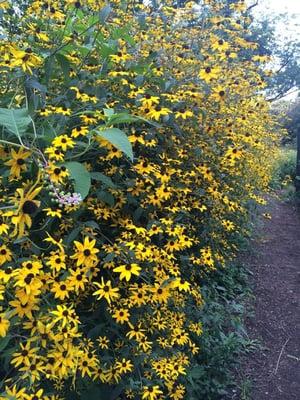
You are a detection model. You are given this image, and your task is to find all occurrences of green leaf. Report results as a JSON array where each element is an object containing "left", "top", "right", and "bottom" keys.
[
  {"left": 95, "top": 128, "right": 133, "bottom": 161},
  {"left": 64, "top": 226, "right": 81, "bottom": 247},
  {"left": 0, "top": 108, "right": 31, "bottom": 141},
  {"left": 108, "top": 113, "right": 140, "bottom": 125},
  {"left": 103, "top": 108, "right": 115, "bottom": 118},
  {"left": 56, "top": 53, "right": 71, "bottom": 80},
  {"left": 105, "top": 111, "right": 161, "bottom": 127},
  {"left": 97, "top": 190, "right": 115, "bottom": 207},
  {"left": 64, "top": 161, "right": 91, "bottom": 199},
  {"left": 90, "top": 172, "right": 118, "bottom": 189},
  {"left": 0, "top": 336, "right": 10, "bottom": 353}
]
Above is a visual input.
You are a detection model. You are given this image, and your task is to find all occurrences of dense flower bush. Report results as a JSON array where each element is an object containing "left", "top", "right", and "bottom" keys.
[{"left": 0, "top": 0, "right": 279, "bottom": 399}]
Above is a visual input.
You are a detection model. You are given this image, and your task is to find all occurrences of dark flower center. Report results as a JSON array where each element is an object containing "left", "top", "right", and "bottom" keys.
[
  {"left": 25, "top": 273, "right": 34, "bottom": 284},
  {"left": 16, "top": 158, "right": 25, "bottom": 165},
  {"left": 22, "top": 200, "right": 38, "bottom": 215},
  {"left": 76, "top": 274, "right": 83, "bottom": 281}
]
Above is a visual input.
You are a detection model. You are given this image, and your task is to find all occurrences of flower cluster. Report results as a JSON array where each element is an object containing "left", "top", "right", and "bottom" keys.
[{"left": 0, "top": 0, "right": 280, "bottom": 399}]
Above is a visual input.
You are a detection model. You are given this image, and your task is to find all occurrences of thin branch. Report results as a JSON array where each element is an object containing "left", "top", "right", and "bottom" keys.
[
  {"left": 267, "top": 88, "right": 299, "bottom": 102},
  {"left": 274, "top": 338, "right": 290, "bottom": 375},
  {"left": 247, "top": 1, "right": 259, "bottom": 13}
]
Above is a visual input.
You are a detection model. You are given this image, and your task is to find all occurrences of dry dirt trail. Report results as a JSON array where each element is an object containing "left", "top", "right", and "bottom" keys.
[{"left": 243, "top": 197, "right": 300, "bottom": 400}]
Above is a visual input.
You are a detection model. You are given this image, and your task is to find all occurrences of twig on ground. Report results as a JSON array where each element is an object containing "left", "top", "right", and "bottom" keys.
[
  {"left": 274, "top": 338, "right": 290, "bottom": 375},
  {"left": 287, "top": 354, "right": 300, "bottom": 362}
]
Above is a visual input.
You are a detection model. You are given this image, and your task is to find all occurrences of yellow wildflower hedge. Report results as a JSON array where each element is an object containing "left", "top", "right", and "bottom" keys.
[{"left": 0, "top": 0, "right": 279, "bottom": 399}]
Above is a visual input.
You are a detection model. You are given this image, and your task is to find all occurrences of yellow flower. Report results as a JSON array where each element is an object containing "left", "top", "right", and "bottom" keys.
[
  {"left": 9, "top": 46, "right": 42, "bottom": 74},
  {"left": 211, "top": 38, "right": 230, "bottom": 52},
  {"left": 5, "top": 147, "right": 31, "bottom": 179},
  {"left": 0, "top": 244, "right": 12, "bottom": 266},
  {"left": 50, "top": 280, "right": 70, "bottom": 300},
  {"left": 71, "top": 125, "right": 89, "bottom": 138},
  {"left": 211, "top": 85, "right": 226, "bottom": 102},
  {"left": 199, "top": 66, "right": 221, "bottom": 83},
  {"left": 93, "top": 277, "right": 120, "bottom": 304},
  {"left": 43, "top": 207, "right": 62, "bottom": 218},
  {"left": 46, "top": 163, "right": 69, "bottom": 184},
  {"left": 70, "top": 236, "right": 99, "bottom": 267},
  {"left": 24, "top": 389, "right": 45, "bottom": 399},
  {"left": 175, "top": 108, "right": 194, "bottom": 119},
  {"left": 113, "top": 263, "right": 141, "bottom": 282},
  {"left": 151, "top": 283, "right": 171, "bottom": 304},
  {"left": 14, "top": 268, "right": 42, "bottom": 296},
  {"left": 97, "top": 336, "right": 110, "bottom": 349},
  {"left": 112, "top": 308, "right": 130, "bottom": 324},
  {"left": 115, "top": 358, "right": 133, "bottom": 374},
  {"left": 70, "top": 87, "right": 97, "bottom": 103},
  {"left": 0, "top": 1, "right": 10, "bottom": 10},
  {"left": 0, "top": 314, "right": 10, "bottom": 337},
  {"left": 27, "top": 23, "right": 49, "bottom": 42},
  {"left": 46, "top": 251, "right": 66, "bottom": 272},
  {"left": 2, "top": 386, "right": 26, "bottom": 399},
  {"left": 52, "top": 134, "right": 75, "bottom": 151},
  {"left": 51, "top": 304, "right": 80, "bottom": 328},
  {"left": 142, "top": 385, "right": 163, "bottom": 400},
  {"left": 11, "top": 341, "right": 38, "bottom": 367},
  {"left": 147, "top": 105, "right": 171, "bottom": 121},
  {"left": 9, "top": 182, "right": 42, "bottom": 238},
  {"left": 44, "top": 232, "right": 65, "bottom": 252},
  {"left": 44, "top": 146, "right": 65, "bottom": 161},
  {"left": 171, "top": 277, "right": 191, "bottom": 292},
  {"left": 140, "top": 94, "right": 160, "bottom": 108}
]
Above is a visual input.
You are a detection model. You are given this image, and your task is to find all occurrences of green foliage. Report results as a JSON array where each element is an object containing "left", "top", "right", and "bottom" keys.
[
  {"left": 271, "top": 148, "right": 296, "bottom": 189},
  {"left": 186, "top": 264, "right": 256, "bottom": 400},
  {"left": 95, "top": 127, "right": 133, "bottom": 161},
  {"left": 64, "top": 161, "right": 91, "bottom": 199},
  {"left": 0, "top": 107, "right": 32, "bottom": 143}
]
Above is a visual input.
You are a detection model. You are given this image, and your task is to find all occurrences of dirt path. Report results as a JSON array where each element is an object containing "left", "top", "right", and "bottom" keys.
[{"left": 243, "top": 197, "right": 300, "bottom": 399}]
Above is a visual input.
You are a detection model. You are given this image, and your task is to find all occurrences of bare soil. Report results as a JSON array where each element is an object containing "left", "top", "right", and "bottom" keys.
[{"left": 243, "top": 197, "right": 300, "bottom": 399}]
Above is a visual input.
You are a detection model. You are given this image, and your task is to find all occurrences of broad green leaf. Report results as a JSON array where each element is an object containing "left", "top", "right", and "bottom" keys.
[
  {"left": 0, "top": 108, "right": 31, "bottom": 141},
  {"left": 108, "top": 113, "right": 140, "bottom": 125},
  {"left": 64, "top": 226, "right": 81, "bottom": 247},
  {"left": 97, "top": 190, "right": 115, "bottom": 207},
  {"left": 122, "top": 115, "right": 161, "bottom": 128},
  {"left": 0, "top": 336, "right": 10, "bottom": 353},
  {"left": 95, "top": 128, "right": 133, "bottom": 161},
  {"left": 64, "top": 161, "right": 91, "bottom": 199},
  {"left": 108, "top": 113, "right": 161, "bottom": 128},
  {"left": 99, "top": 44, "right": 116, "bottom": 58},
  {"left": 103, "top": 108, "right": 115, "bottom": 118},
  {"left": 90, "top": 172, "right": 118, "bottom": 189}
]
